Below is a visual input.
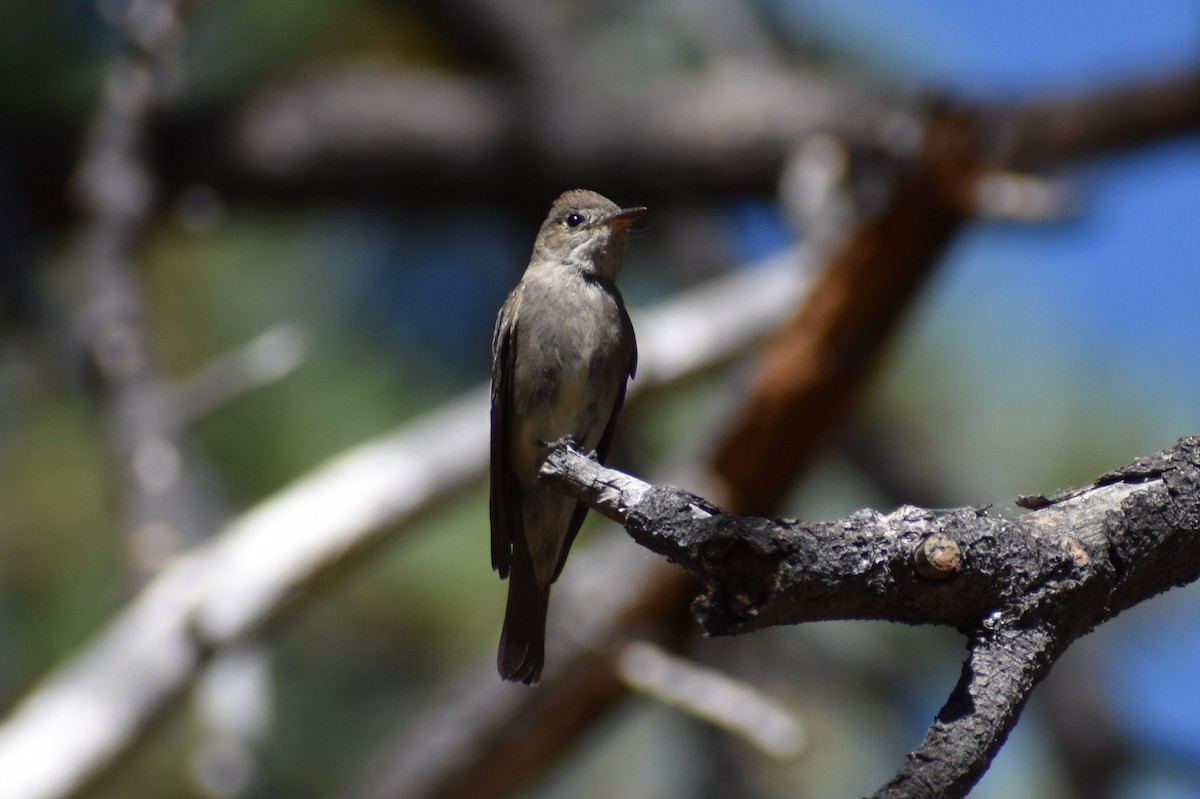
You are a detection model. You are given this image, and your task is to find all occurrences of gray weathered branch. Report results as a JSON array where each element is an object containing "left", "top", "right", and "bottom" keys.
[{"left": 539, "top": 436, "right": 1200, "bottom": 799}]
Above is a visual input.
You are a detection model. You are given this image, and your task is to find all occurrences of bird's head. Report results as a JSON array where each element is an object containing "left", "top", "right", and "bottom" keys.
[{"left": 533, "top": 189, "right": 645, "bottom": 280}]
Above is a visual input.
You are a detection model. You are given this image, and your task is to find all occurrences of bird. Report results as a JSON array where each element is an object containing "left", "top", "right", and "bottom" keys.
[{"left": 490, "top": 189, "right": 643, "bottom": 684}]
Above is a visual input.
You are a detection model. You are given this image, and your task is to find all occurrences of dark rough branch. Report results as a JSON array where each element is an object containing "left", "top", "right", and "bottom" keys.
[{"left": 539, "top": 436, "right": 1200, "bottom": 799}]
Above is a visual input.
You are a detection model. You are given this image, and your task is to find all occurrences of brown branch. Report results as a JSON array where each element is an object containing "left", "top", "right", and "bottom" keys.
[
  {"left": 540, "top": 436, "right": 1200, "bottom": 799},
  {"left": 709, "top": 68, "right": 1200, "bottom": 518},
  {"left": 711, "top": 104, "right": 979, "bottom": 515},
  {"left": 985, "top": 72, "right": 1200, "bottom": 167}
]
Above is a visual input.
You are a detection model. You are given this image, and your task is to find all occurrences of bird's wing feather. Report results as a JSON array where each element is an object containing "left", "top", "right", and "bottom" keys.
[
  {"left": 552, "top": 295, "right": 637, "bottom": 581},
  {"left": 490, "top": 287, "right": 522, "bottom": 577}
]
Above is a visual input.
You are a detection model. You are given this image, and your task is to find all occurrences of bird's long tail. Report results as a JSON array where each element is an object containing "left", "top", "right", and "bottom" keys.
[{"left": 497, "top": 542, "right": 550, "bottom": 685}]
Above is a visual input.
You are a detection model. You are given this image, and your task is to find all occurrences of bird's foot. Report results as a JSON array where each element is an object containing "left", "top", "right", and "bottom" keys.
[{"left": 538, "top": 435, "right": 599, "bottom": 460}]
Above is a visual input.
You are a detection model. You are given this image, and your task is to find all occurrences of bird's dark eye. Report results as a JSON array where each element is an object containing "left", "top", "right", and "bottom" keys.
[{"left": 565, "top": 213, "right": 584, "bottom": 228}]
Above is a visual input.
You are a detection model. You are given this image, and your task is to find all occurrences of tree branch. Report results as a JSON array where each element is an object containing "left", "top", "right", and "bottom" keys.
[
  {"left": 709, "top": 103, "right": 977, "bottom": 515},
  {"left": 71, "top": 0, "right": 218, "bottom": 572},
  {"left": 155, "top": 66, "right": 1200, "bottom": 209},
  {"left": 984, "top": 72, "right": 1200, "bottom": 168},
  {"left": 540, "top": 436, "right": 1200, "bottom": 798},
  {"left": 877, "top": 624, "right": 1058, "bottom": 799}
]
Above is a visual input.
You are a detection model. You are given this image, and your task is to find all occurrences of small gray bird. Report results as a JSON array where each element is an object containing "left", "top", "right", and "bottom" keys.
[{"left": 490, "top": 189, "right": 643, "bottom": 684}]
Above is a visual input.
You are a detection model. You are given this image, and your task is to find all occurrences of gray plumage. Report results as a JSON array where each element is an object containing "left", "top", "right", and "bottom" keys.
[{"left": 490, "top": 189, "right": 642, "bottom": 684}]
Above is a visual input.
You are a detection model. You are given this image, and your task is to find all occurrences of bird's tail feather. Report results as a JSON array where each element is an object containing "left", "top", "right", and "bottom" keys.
[{"left": 497, "top": 543, "right": 549, "bottom": 685}]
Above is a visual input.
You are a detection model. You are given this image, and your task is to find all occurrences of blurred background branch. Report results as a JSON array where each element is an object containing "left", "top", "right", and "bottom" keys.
[{"left": 70, "top": 0, "right": 216, "bottom": 575}]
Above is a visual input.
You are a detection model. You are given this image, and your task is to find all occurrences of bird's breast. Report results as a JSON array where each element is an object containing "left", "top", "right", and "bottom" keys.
[{"left": 509, "top": 271, "right": 631, "bottom": 483}]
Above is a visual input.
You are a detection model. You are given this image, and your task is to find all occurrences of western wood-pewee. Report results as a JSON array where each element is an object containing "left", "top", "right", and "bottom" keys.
[{"left": 490, "top": 189, "right": 643, "bottom": 684}]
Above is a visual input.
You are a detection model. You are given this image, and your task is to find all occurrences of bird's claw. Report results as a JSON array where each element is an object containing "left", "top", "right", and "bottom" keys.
[{"left": 538, "top": 435, "right": 599, "bottom": 460}]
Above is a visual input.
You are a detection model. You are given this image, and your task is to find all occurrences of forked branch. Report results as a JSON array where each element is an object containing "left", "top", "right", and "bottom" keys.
[{"left": 540, "top": 436, "right": 1200, "bottom": 799}]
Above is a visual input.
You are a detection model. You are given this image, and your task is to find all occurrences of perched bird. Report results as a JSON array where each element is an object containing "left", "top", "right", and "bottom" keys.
[{"left": 490, "top": 189, "right": 643, "bottom": 684}]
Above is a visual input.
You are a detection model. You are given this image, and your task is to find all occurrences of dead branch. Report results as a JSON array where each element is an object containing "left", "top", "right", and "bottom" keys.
[
  {"left": 841, "top": 425, "right": 1136, "bottom": 799},
  {"left": 540, "top": 436, "right": 1200, "bottom": 799}
]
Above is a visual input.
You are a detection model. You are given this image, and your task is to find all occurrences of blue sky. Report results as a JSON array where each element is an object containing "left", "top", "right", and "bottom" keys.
[{"left": 769, "top": 0, "right": 1200, "bottom": 97}]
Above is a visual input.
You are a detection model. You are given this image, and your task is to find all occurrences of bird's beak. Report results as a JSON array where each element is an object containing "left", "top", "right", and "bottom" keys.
[{"left": 602, "top": 206, "right": 646, "bottom": 231}]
